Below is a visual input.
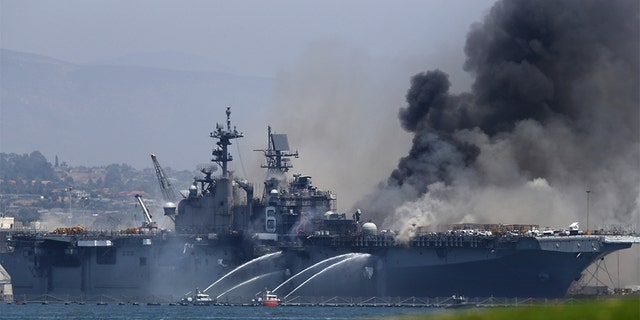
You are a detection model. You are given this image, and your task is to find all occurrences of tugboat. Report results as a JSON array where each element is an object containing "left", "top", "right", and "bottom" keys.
[
  {"left": 256, "top": 289, "right": 279, "bottom": 307},
  {"left": 181, "top": 289, "right": 214, "bottom": 306}
]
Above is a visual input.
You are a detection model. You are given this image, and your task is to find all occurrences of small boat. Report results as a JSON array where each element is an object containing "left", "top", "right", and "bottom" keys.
[
  {"left": 181, "top": 288, "right": 214, "bottom": 306},
  {"left": 193, "top": 291, "right": 214, "bottom": 306},
  {"left": 257, "top": 289, "right": 279, "bottom": 307},
  {"left": 445, "top": 295, "right": 475, "bottom": 309}
]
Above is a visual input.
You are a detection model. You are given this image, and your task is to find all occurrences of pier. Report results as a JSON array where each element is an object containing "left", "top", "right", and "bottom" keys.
[
  {"left": 0, "top": 264, "right": 12, "bottom": 302},
  {"left": 6, "top": 293, "right": 630, "bottom": 308}
]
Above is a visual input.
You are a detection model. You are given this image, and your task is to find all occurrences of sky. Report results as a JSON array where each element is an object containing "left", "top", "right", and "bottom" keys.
[
  {"left": 0, "top": 0, "right": 496, "bottom": 207},
  {"left": 1, "top": 1, "right": 494, "bottom": 79}
]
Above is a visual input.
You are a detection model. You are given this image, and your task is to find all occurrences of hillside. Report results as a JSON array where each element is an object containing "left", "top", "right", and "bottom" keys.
[{"left": 0, "top": 49, "right": 274, "bottom": 170}]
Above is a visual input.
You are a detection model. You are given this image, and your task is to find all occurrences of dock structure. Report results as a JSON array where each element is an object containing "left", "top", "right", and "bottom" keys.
[
  {"left": 279, "top": 295, "right": 560, "bottom": 307},
  {"left": 3, "top": 293, "right": 633, "bottom": 308},
  {"left": 0, "top": 263, "right": 13, "bottom": 302}
]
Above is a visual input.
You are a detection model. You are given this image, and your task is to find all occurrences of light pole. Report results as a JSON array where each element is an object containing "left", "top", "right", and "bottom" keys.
[
  {"left": 65, "top": 186, "right": 73, "bottom": 224},
  {"left": 586, "top": 189, "right": 591, "bottom": 234},
  {"left": 80, "top": 196, "right": 86, "bottom": 227}
]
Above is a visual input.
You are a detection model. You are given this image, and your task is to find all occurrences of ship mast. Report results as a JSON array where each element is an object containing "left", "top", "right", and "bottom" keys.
[
  {"left": 256, "top": 125, "right": 298, "bottom": 175},
  {"left": 210, "top": 106, "right": 243, "bottom": 177}
]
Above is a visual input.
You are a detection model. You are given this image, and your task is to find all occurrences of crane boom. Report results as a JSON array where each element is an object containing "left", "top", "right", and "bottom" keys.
[
  {"left": 134, "top": 194, "right": 157, "bottom": 230},
  {"left": 151, "top": 153, "right": 177, "bottom": 202}
]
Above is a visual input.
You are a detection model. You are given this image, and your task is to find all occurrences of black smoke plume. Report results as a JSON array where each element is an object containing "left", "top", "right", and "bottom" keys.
[{"left": 358, "top": 0, "right": 639, "bottom": 238}]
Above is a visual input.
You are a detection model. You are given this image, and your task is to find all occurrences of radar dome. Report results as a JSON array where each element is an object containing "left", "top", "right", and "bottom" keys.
[
  {"left": 362, "top": 222, "right": 378, "bottom": 236},
  {"left": 163, "top": 202, "right": 177, "bottom": 216},
  {"left": 270, "top": 189, "right": 279, "bottom": 195},
  {"left": 189, "top": 185, "right": 197, "bottom": 197}
]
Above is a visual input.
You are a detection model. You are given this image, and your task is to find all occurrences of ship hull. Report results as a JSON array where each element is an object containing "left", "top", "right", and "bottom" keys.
[
  {"left": 258, "top": 235, "right": 634, "bottom": 299},
  {"left": 0, "top": 232, "right": 253, "bottom": 301},
  {"left": 0, "top": 233, "right": 634, "bottom": 301},
  {"left": 379, "top": 250, "right": 601, "bottom": 298}
]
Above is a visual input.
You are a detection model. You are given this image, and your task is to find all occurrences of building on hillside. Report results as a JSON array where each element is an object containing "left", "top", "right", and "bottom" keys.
[{"left": 0, "top": 217, "right": 13, "bottom": 229}]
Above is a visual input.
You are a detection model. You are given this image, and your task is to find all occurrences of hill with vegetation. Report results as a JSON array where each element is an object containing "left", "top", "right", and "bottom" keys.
[{"left": 0, "top": 151, "right": 195, "bottom": 229}]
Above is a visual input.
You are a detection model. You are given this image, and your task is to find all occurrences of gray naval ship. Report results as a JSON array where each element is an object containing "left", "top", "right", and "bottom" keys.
[{"left": 0, "top": 107, "right": 638, "bottom": 302}]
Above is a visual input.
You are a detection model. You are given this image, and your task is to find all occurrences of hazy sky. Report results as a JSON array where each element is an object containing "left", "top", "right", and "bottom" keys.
[
  {"left": 0, "top": 0, "right": 502, "bottom": 218},
  {"left": 1, "top": 0, "right": 495, "bottom": 200},
  {"left": 1, "top": 0, "right": 494, "bottom": 78}
]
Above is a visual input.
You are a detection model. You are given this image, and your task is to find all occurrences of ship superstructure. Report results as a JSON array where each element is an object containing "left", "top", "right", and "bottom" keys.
[
  {"left": 0, "top": 108, "right": 638, "bottom": 302},
  {"left": 252, "top": 125, "right": 341, "bottom": 241},
  {"left": 175, "top": 106, "right": 252, "bottom": 236}
]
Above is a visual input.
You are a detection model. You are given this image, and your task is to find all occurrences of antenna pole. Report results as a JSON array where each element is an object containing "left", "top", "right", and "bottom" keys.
[
  {"left": 211, "top": 106, "right": 243, "bottom": 177},
  {"left": 586, "top": 189, "right": 591, "bottom": 233}
]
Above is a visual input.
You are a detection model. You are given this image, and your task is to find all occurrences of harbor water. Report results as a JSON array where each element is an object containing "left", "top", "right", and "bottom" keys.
[{"left": 0, "top": 303, "right": 443, "bottom": 320}]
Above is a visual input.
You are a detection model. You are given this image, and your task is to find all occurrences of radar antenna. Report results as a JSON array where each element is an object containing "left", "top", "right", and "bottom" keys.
[{"left": 255, "top": 126, "right": 298, "bottom": 174}]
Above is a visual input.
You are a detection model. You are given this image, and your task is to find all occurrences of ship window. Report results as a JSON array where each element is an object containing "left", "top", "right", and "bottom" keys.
[
  {"left": 122, "top": 250, "right": 135, "bottom": 256},
  {"left": 96, "top": 247, "right": 117, "bottom": 265},
  {"left": 139, "top": 257, "right": 147, "bottom": 266}
]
